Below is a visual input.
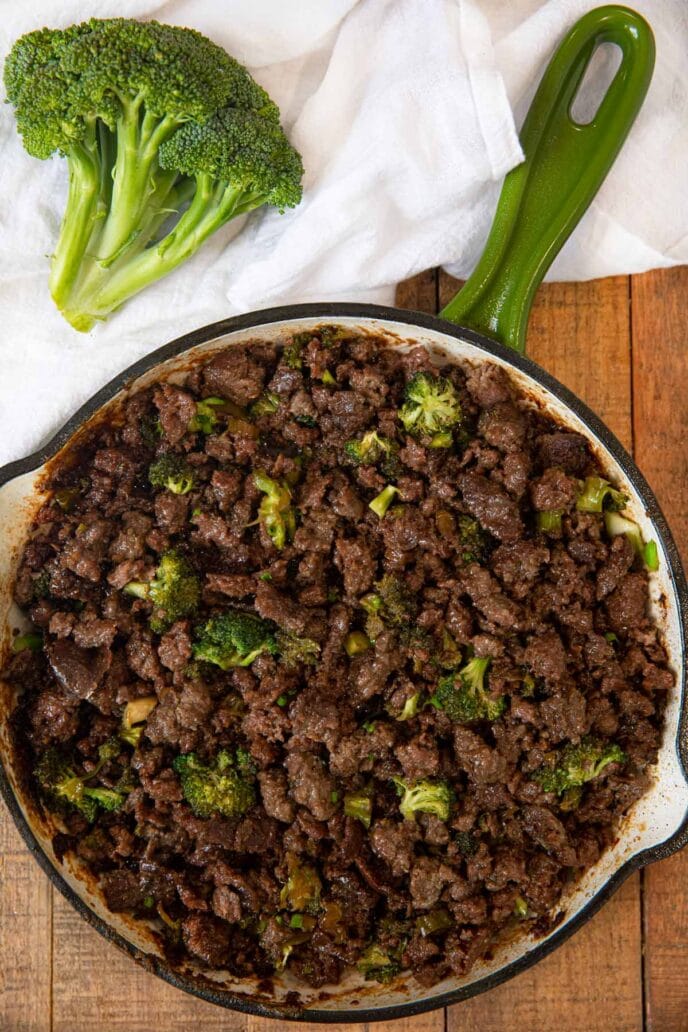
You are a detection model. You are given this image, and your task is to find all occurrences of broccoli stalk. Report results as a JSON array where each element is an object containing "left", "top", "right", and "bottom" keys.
[
  {"left": 123, "top": 550, "right": 200, "bottom": 632},
  {"left": 343, "top": 790, "right": 373, "bottom": 828},
  {"left": 120, "top": 695, "right": 158, "bottom": 747},
  {"left": 398, "top": 372, "right": 462, "bottom": 438},
  {"left": 369, "top": 484, "right": 399, "bottom": 519},
  {"left": 432, "top": 656, "right": 505, "bottom": 723},
  {"left": 254, "top": 471, "right": 296, "bottom": 550},
  {"left": 392, "top": 776, "right": 454, "bottom": 822},
  {"left": 174, "top": 749, "right": 256, "bottom": 818},
  {"left": 534, "top": 737, "right": 626, "bottom": 796},
  {"left": 576, "top": 476, "right": 628, "bottom": 513},
  {"left": 4, "top": 19, "right": 303, "bottom": 331},
  {"left": 148, "top": 454, "right": 195, "bottom": 495},
  {"left": 192, "top": 610, "right": 276, "bottom": 669}
]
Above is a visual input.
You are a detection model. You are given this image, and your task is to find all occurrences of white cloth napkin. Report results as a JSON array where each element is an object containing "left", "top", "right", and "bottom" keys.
[{"left": 0, "top": 0, "right": 686, "bottom": 466}]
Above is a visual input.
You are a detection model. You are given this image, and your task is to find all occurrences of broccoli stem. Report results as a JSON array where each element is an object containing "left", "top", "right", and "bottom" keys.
[{"left": 48, "top": 130, "right": 103, "bottom": 317}]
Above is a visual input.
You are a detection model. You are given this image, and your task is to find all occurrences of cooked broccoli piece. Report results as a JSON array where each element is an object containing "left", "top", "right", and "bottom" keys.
[
  {"left": 455, "top": 830, "right": 478, "bottom": 856},
  {"left": 283, "top": 337, "right": 305, "bottom": 369},
  {"left": 344, "top": 790, "right": 373, "bottom": 828},
  {"left": 12, "top": 632, "right": 43, "bottom": 653},
  {"left": 576, "top": 476, "right": 628, "bottom": 513},
  {"left": 275, "top": 631, "right": 320, "bottom": 668},
  {"left": 254, "top": 471, "right": 296, "bottom": 550},
  {"left": 360, "top": 574, "right": 417, "bottom": 644},
  {"left": 148, "top": 453, "right": 195, "bottom": 495},
  {"left": 344, "top": 430, "right": 395, "bottom": 465},
  {"left": 605, "top": 511, "right": 659, "bottom": 571},
  {"left": 344, "top": 631, "right": 372, "bottom": 657},
  {"left": 280, "top": 852, "right": 322, "bottom": 913},
  {"left": 187, "top": 396, "right": 241, "bottom": 435},
  {"left": 35, "top": 747, "right": 125, "bottom": 821},
  {"left": 534, "top": 737, "right": 626, "bottom": 795},
  {"left": 192, "top": 610, "right": 276, "bottom": 669},
  {"left": 140, "top": 413, "right": 163, "bottom": 448},
  {"left": 392, "top": 776, "right": 453, "bottom": 822},
  {"left": 320, "top": 370, "right": 337, "bottom": 386},
  {"left": 4, "top": 18, "right": 303, "bottom": 331},
  {"left": 416, "top": 908, "right": 453, "bottom": 937},
  {"left": 356, "top": 944, "right": 401, "bottom": 984},
  {"left": 432, "top": 656, "right": 504, "bottom": 723},
  {"left": 398, "top": 371, "right": 462, "bottom": 437},
  {"left": 174, "top": 750, "right": 256, "bottom": 818},
  {"left": 536, "top": 509, "right": 563, "bottom": 535},
  {"left": 513, "top": 896, "right": 530, "bottom": 919},
  {"left": 249, "top": 392, "right": 280, "bottom": 418},
  {"left": 457, "top": 514, "right": 489, "bottom": 563},
  {"left": 120, "top": 695, "right": 158, "bottom": 747},
  {"left": 124, "top": 550, "right": 200, "bottom": 632},
  {"left": 369, "top": 484, "right": 399, "bottom": 519},
  {"left": 388, "top": 692, "right": 421, "bottom": 721}
]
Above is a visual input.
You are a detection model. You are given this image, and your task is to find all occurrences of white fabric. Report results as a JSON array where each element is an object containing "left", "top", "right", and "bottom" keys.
[{"left": 0, "top": 0, "right": 686, "bottom": 465}]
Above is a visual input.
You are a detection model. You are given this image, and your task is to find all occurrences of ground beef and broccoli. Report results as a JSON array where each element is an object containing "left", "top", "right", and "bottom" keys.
[{"left": 3, "top": 328, "right": 672, "bottom": 990}]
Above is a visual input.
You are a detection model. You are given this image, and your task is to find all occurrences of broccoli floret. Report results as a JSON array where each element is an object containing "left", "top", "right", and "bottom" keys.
[
  {"left": 398, "top": 371, "right": 462, "bottom": 437},
  {"left": 35, "top": 747, "right": 125, "bottom": 821},
  {"left": 534, "top": 737, "right": 626, "bottom": 795},
  {"left": 4, "top": 18, "right": 303, "bottom": 331},
  {"left": 432, "top": 656, "right": 504, "bottom": 723},
  {"left": 457, "top": 514, "right": 488, "bottom": 563},
  {"left": 174, "top": 749, "right": 256, "bottom": 818},
  {"left": 344, "top": 430, "right": 395, "bottom": 465},
  {"left": 250, "top": 392, "right": 280, "bottom": 418},
  {"left": 275, "top": 631, "right": 320, "bottom": 668},
  {"left": 392, "top": 776, "right": 453, "bottom": 822},
  {"left": 280, "top": 852, "right": 322, "bottom": 913},
  {"left": 192, "top": 610, "right": 276, "bottom": 669},
  {"left": 576, "top": 476, "right": 628, "bottom": 513},
  {"left": 360, "top": 573, "right": 418, "bottom": 642},
  {"left": 253, "top": 471, "right": 296, "bottom": 549},
  {"left": 124, "top": 550, "right": 200, "bottom": 632},
  {"left": 356, "top": 944, "right": 401, "bottom": 984},
  {"left": 148, "top": 453, "right": 195, "bottom": 495}
]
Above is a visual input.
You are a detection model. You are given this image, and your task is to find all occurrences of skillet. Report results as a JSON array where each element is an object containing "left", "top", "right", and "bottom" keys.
[{"left": 1, "top": 4, "right": 687, "bottom": 1023}]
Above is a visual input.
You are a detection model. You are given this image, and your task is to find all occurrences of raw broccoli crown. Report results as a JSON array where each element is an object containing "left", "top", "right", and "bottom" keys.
[
  {"left": 393, "top": 776, "right": 453, "bottom": 822},
  {"left": 148, "top": 550, "right": 200, "bottom": 629},
  {"left": 4, "top": 18, "right": 269, "bottom": 159},
  {"left": 192, "top": 610, "right": 276, "bottom": 669},
  {"left": 173, "top": 749, "right": 256, "bottom": 818},
  {"left": 535, "top": 737, "right": 626, "bottom": 795},
  {"left": 433, "top": 657, "right": 504, "bottom": 723},
  {"left": 148, "top": 453, "right": 195, "bottom": 495},
  {"left": 398, "top": 372, "right": 462, "bottom": 436},
  {"left": 34, "top": 747, "right": 125, "bottom": 821},
  {"left": 159, "top": 106, "right": 303, "bottom": 211}
]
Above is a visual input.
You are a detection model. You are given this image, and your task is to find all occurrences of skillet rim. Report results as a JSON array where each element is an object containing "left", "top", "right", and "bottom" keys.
[{"left": 1, "top": 300, "right": 686, "bottom": 1024}]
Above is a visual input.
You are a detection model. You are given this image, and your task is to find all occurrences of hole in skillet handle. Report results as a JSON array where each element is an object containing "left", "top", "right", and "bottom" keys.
[{"left": 570, "top": 41, "right": 624, "bottom": 125}]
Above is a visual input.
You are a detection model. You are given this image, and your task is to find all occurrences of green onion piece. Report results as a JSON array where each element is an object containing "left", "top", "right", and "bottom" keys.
[
  {"left": 362, "top": 720, "right": 377, "bottom": 734},
  {"left": 276, "top": 695, "right": 288, "bottom": 707},
  {"left": 12, "top": 632, "right": 43, "bottom": 653},
  {"left": 643, "top": 540, "right": 659, "bottom": 571},
  {"left": 536, "top": 510, "right": 563, "bottom": 534},
  {"left": 344, "top": 631, "right": 371, "bottom": 656},
  {"left": 289, "top": 914, "right": 304, "bottom": 929},
  {"left": 321, "top": 370, "right": 336, "bottom": 385},
  {"left": 369, "top": 485, "right": 400, "bottom": 518},
  {"left": 416, "top": 909, "right": 453, "bottom": 937},
  {"left": 604, "top": 632, "right": 618, "bottom": 643}
]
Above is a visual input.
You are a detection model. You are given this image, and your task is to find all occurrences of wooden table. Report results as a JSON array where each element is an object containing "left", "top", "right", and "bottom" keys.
[{"left": 2, "top": 267, "right": 688, "bottom": 1032}]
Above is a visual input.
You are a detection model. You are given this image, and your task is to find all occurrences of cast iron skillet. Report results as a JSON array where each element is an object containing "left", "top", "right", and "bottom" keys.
[{"left": 1, "top": 5, "right": 687, "bottom": 1023}]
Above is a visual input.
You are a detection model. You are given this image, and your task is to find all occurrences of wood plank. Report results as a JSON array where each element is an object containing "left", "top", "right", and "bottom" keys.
[
  {"left": 51, "top": 890, "right": 244, "bottom": 1032},
  {"left": 248, "top": 1014, "right": 445, "bottom": 1032},
  {"left": 631, "top": 265, "right": 688, "bottom": 1032},
  {"left": 439, "top": 272, "right": 643, "bottom": 1032},
  {"left": 0, "top": 811, "right": 52, "bottom": 1032},
  {"left": 395, "top": 269, "right": 439, "bottom": 315}
]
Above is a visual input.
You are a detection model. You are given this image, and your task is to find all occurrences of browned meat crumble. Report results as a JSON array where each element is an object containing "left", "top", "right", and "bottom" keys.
[{"left": 3, "top": 328, "right": 671, "bottom": 989}]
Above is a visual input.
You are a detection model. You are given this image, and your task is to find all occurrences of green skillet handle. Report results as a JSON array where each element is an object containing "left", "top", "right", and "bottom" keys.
[{"left": 440, "top": 5, "right": 655, "bottom": 353}]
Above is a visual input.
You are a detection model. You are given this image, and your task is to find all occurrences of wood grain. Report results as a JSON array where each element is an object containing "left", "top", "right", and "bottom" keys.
[{"left": 631, "top": 266, "right": 688, "bottom": 1032}]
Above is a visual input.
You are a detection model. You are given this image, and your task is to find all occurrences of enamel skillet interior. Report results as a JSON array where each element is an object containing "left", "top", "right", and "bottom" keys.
[{"left": 1, "top": 5, "right": 687, "bottom": 1024}]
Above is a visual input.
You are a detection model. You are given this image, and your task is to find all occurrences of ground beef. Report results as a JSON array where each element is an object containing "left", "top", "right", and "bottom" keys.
[{"left": 3, "top": 328, "right": 670, "bottom": 994}]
